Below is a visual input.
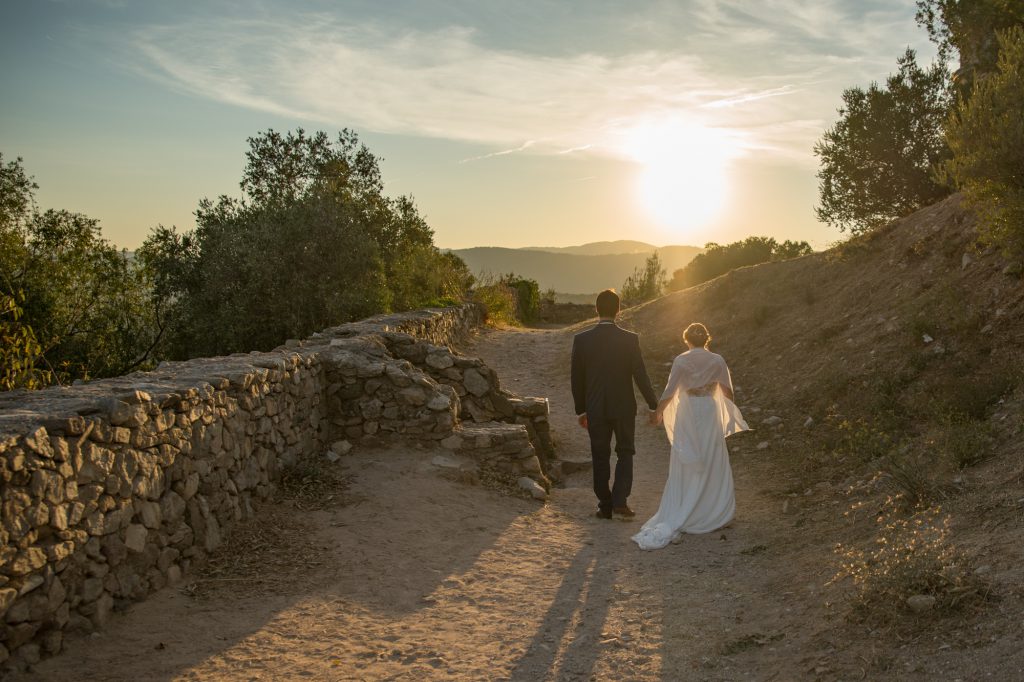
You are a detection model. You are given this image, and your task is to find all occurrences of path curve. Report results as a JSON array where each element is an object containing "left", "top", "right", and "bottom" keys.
[{"left": 17, "top": 325, "right": 831, "bottom": 681}]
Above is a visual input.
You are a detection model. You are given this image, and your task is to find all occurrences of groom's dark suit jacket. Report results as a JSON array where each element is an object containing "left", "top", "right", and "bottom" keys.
[{"left": 571, "top": 321, "right": 659, "bottom": 418}]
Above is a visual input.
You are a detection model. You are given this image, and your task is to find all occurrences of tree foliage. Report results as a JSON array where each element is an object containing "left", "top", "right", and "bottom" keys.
[
  {"left": 0, "top": 154, "right": 159, "bottom": 384},
  {"left": 814, "top": 49, "right": 953, "bottom": 235},
  {"left": 667, "top": 236, "right": 812, "bottom": 291},
  {"left": 1, "top": 291, "right": 51, "bottom": 390},
  {"left": 916, "top": 0, "right": 1024, "bottom": 96},
  {"left": 621, "top": 251, "right": 666, "bottom": 306},
  {"left": 140, "top": 129, "right": 472, "bottom": 359},
  {"left": 942, "top": 26, "right": 1024, "bottom": 258}
]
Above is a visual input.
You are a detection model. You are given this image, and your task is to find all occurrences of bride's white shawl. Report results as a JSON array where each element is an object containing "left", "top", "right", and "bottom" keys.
[{"left": 661, "top": 348, "right": 748, "bottom": 464}]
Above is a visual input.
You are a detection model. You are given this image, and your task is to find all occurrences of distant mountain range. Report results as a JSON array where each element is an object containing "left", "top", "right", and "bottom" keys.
[{"left": 449, "top": 242, "right": 703, "bottom": 295}]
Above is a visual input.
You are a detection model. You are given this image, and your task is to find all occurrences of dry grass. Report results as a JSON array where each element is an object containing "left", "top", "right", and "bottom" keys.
[
  {"left": 831, "top": 500, "right": 991, "bottom": 627},
  {"left": 185, "top": 455, "right": 355, "bottom": 598}
]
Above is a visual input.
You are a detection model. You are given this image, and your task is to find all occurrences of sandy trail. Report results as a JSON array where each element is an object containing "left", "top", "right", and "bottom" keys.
[{"left": 20, "top": 325, "right": 833, "bottom": 681}]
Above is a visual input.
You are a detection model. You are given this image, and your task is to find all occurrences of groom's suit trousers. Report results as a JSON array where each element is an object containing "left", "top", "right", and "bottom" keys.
[{"left": 587, "top": 415, "right": 636, "bottom": 511}]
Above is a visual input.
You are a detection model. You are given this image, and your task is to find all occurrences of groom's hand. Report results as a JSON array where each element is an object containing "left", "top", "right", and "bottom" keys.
[
  {"left": 578, "top": 413, "right": 588, "bottom": 429},
  {"left": 647, "top": 410, "right": 658, "bottom": 426}
]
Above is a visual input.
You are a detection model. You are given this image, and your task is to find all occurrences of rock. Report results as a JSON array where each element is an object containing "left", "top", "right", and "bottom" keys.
[
  {"left": 40, "top": 629, "right": 62, "bottom": 655},
  {"left": 138, "top": 501, "right": 162, "bottom": 530},
  {"left": 906, "top": 594, "right": 936, "bottom": 613},
  {"left": 18, "top": 643, "right": 41, "bottom": 665},
  {"left": 88, "top": 592, "right": 115, "bottom": 627},
  {"left": 0, "top": 588, "right": 17, "bottom": 617},
  {"left": 961, "top": 252, "right": 972, "bottom": 269},
  {"left": 922, "top": 333, "right": 934, "bottom": 344},
  {"left": 124, "top": 524, "right": 148, "bottom": 553},
  {"left": 65, "top": 613, "right": 94, "bottom": 634},
  {"left": 431, "top": 455, "right": 463, "bottom": 469},
  {"left": 4, "top": 597, "right": 30, "bottom": 624},
  {"left": 17, "top": 575, "right": 44, "bottom": 597},
  {"left": 107, "top": 399, "right": 149, "bottom": 427},
  {"left": 518, "top": 477, "right": 547, "bottom": 500},
  {"left": 81, "top": 578, "right": 104, "bottom": 603},
  {"left": 425, "top": 352, "right": 454, "bottom": 370},
  {"left": 763, "top": 415, "right": 782, "bottom": 426},
  {"left": 398, "top": 386, "right": 427, "bottom": 406},
  {"left": 560, "top": 459, "right": 592, "bottom": 475},
  {"left": 803, "top": 416, "right": 814, "bottom": 428},
  {"left": 8, "top": 548, "right": 47, "bottom": 576},
  {"left": 165, "top": 565, "right": 182, "bottom": 586},
  {"left": 463, "top": 369, "right": 491, "bottom": 397},
  {"left": 756, "top": 441, "right": 770, "bottom": 450},
  {"left": 331, "top": 440, "right": 353, "bottom": 456},
  {"left": 974, "top": 564, "right": 992, "bottom": 576},
  {"left": 160, "top": 491, "right": 187, "bottom": 523},
  {"left": 324, "top": 451, "right": 341, "bottom": 464},
  {"left": 427, "top": 394, "right": 452, "bottom": 411},
  {"left": 440, "top": 434, "right": 463, "bottom": 450}
]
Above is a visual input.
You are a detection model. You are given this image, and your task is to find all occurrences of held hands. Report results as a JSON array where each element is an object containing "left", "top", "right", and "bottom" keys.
[
  {"left": 648, "top": 409, "right": 660, "bottom": 427},
  {"left": 578, "top": 413, "right": 588, "bottom": 429}
]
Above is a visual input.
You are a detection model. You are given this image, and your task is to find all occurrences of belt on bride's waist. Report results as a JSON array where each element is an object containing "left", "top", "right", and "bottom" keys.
[{"left": 686, "top": 383, "right": 717, "bottom": 397}]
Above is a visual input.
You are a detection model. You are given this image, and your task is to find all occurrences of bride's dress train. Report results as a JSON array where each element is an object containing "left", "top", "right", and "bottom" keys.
[{"left": 632, "top": 348, "right": 747, "bottom": 551}]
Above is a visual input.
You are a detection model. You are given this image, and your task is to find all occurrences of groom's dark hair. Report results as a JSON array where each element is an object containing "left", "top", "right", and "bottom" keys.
[{"left": 596, "top": 289, "right": 620, "bottom": 318}]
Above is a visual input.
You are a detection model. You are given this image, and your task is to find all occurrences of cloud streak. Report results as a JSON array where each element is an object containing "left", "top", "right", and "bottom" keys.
[{"left": 129, "top": 2, "right": 930, "bottom": 165}]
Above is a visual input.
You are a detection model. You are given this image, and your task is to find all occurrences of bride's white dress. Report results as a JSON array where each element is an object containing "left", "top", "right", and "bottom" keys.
[{"left": 632, "top": 347, "right": 748, "bottom": 551}]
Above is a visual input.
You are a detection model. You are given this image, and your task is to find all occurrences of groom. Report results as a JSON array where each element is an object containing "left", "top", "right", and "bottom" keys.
[{"left": 571, "top": 289, "right": 659, "bottom": 520}]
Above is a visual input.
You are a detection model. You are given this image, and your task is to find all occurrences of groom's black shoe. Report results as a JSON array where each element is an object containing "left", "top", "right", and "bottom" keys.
[
  {"left": 595, "top": 508, "right": 612, "bottom": 519},
  {"left": 612, "top": 506, "right": 636, "bottom": 520}
]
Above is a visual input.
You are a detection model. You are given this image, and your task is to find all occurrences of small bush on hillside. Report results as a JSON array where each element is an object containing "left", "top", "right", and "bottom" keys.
[
  {"left": 944, "top": 28, "right": 1024, "bottom": 259},
  {"left": 501, "top": 274, "right": 541, "bottom": 322},
  {"left": 472, "top": 272, "right": 540, "bottom": 326},
  {"left": 935, "top": 414, "right": 995, "bottom": 469},
  {"left": 825, "top": 413, "right": 901, "bottom": 464},
  {"left": 832, "top": 501, "right": 988, "bottom": 624},
  {"left": 882, "top": 447, "right": 951, "bottom": 506},
  {"left": 622, "top": 251, "right": 666, "bottom": 304}
]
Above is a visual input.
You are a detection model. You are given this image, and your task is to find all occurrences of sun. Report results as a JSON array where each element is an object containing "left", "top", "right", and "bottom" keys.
[{"left": 619, "top": 119, "right": 738, "bottom": 233}]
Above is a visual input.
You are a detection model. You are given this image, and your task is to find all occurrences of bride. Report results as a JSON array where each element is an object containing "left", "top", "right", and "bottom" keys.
[{"left": 632, "top": 323, "right": 748, "bottom": 551}]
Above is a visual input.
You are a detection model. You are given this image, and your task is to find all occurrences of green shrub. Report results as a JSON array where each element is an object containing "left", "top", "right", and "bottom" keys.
[
  {"left": 472, "top": 272, "right": 541, "bottom": 325},
  {"left": 944, "top": 26, "right": 1024, "bottom": 258}
]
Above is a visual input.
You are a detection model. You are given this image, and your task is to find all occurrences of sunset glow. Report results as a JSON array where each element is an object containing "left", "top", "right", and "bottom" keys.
[{"left": 620, "top": 119, "right": 738, "bottom": 234}]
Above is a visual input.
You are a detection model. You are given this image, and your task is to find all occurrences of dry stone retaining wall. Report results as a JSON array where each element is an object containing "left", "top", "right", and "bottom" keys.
[{"left": 0, "top": 304, "right": 554, "bottom": 670}]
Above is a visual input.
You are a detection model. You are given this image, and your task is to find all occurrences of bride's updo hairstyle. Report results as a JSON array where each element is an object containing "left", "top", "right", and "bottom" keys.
[{"left": 683, "top": 323, "right": 711, "bottom": 348}]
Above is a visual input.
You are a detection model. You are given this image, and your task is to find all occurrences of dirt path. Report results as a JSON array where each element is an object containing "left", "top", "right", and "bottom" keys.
[{"left": 19, "top": 325, "right": 839, "bottom": 681}]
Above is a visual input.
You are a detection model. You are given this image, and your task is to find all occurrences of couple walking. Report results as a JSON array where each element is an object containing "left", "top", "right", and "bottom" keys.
[{"left": 570, "top": 289, "right": 748, "bottom": 550}]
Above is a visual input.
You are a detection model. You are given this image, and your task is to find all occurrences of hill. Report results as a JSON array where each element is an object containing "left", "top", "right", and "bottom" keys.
[
  {"left": 612, "top": 194, "right": 1024, "bottom": 677},
  {"left": 521, "top": 240, "right": 658, "bottom": 256},
  {"left": 451, "top": 244, "right": 702, "bottom": 294}
]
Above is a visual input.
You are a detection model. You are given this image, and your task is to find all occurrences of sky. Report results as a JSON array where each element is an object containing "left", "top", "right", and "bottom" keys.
[{"left": 0, "top": 0, "right": 938, "bottom": 251}]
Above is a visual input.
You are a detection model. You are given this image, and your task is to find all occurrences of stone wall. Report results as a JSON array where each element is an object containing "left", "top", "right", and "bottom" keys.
[{"left": 0, "top": 304, "right": 553, "bottom": 669}]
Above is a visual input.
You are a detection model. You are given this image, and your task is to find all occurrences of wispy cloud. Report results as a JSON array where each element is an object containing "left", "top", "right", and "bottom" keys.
[
  {"left": 459, "top": 140, "right": 536, "bottom": 163},
  {"left": 128, "top": 1, "right": 930, "bottom": 165}
]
